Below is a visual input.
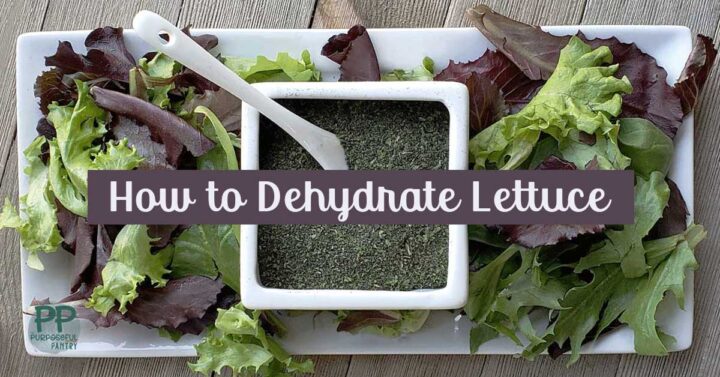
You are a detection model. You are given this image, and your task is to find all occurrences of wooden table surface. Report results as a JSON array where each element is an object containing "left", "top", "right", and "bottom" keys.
[{"left": 1, "top": 0, "right": 718, "bottom": 376}]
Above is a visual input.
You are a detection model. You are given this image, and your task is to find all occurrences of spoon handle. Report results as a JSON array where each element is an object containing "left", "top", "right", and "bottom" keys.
[{"left": 132, "top": 10, "right": 348, "bottom": 170}]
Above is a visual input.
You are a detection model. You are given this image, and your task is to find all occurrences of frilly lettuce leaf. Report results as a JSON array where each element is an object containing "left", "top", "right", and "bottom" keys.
[
  {"left": 189, "top": 303, "right": 313, "bottom": 377},
  {"left": 321, "top": 25, "right": 380, "bottom": 81},
  {"left": 87, "top": 224, "right": 170, "bottom": 315},
  {"left": 469, "top": 36, "right": 632, "bottom": 170},
  {"left": 46, "top": 80, "right": 142, "bottom": 217},
  {"left": 381, "top": 57, "right": 435, "bottom": 81},
  {"left": 620, "top": 226, "right": 705, "bottom": 355},
  {"left": 138, "top": 52, "right": 178, "bottom": 108},
  {"left": 92, "top": 139, "right": 144, "bottom": 170},
  {"left": 47, "top": 80, "right": 106, "bottom": 197},
  {"left": 0, "top": 136, "right": 62, "bottom": 270},
  {"left": 574, "top": 171, "right": 670, "bottom": 277},
  {"left": 224, "top": 50, "right": 321, "bottom": 83}
]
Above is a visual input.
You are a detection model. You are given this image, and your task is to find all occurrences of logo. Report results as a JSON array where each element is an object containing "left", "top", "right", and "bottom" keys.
[{"left": 28, "top": 305, "right": 80, "bottom": 353}]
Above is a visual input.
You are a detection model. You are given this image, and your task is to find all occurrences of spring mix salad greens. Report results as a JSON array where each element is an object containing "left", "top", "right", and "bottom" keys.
[{"left": 0, "top": 4, "right": 717, "bottom": 375}]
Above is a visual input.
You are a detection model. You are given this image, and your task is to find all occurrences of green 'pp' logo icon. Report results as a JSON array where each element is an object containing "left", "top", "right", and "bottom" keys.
[
  {"left": 28, "top": 305, "right": 80, "bottom": 353},
  {"left": 34, "top": 305, "right": 76, "bottom": 332}
]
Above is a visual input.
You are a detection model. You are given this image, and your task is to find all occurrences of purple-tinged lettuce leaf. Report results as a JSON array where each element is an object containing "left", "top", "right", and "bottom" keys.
[
  {"left": 91, "top": 86, "right": 215, "bottom": 158},
  {"left": 321, "top": 25, "right": 380, "bottom": 81},
  {"left": 466, "top": 6, "right": 688, "bottom": 138},
  {"left": 36, "top": 118, "right": 56, "bottom": 139},
  {"left": 112, "top": 116, "right": 174, "bottom": 169},
  {"left": 70, "top": 217, "right": 95, "bottom": 292},
  {"left": 182, "top": 25, "right": 218, "bottom": 51},
  {"left": 45, "top": 27, "right": 136, "bottom": 82},
  {"left": 535, "top": 155, "right": 576, "bottom": 170},
  {"left": 469, "top": 37, "right": 632, "bottom": 170},
  {"left": 125, "top": 276, "right": 224, "bottom": 329},
  {"left": 650, "top": 178, "right": 688, "bottom": 239},
  {"left": 465, "top": 73, "right": 507, "bottom": 133},
  {"left": 502, "top": 224, "right": 605, "bottom": 249},
  {"left": 581, "top": 34, "right": 683, "bottom": 139},
  {"left": 34, "top": 69, "right": 75, "bottom": 115},
  {"left": 171, "top": 286, "right": 237, "bottom": 336},
  {"left": 86, "top": 224, "right": 171, "bottom": 316},
  {"left": 435, "top": 51, "right": 543, "bottom": 116},
  {"left": 179, "top": 89, "right": 243, "bottom": 131},
  {"left": 674, "top": 35, "right": 718, "bottom": 114},
  {"left": 466, "top": 5, "right": 569, "bottom": 80},
  {"left": 498, "top": 156, "right": 604, "bottom": 248}
]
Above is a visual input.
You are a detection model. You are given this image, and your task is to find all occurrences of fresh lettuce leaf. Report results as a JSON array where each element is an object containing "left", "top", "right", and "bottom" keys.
[
  {"left": 0, "top": 137, "right": 63, "bottom": 270},
  {"left": 224, "top": 50, "right": 321, "bottom": 83},
  {"left": 138, "top": 52, "right": 178, "bottom": 108},
  {"left": 469, "top": 37, "right": 632, "bottom": 170},
  {"left": 47, "top": 80, "right": 107, "bottom": 200},
  {"left": 336, "top": 310, "right": 429, "bottom": 336},
  {"left": 381, "top": 57, "right": 435, "bottom": 81},
  {"left": 46, "top": 81, "right": 142, "bottom": 217},
  {"left": 189, "top": 303, "right": 313, "bottom": 377},
  {"left": 92, "top": 139, "right": 144, "bottom": 170},
  {"left": 124, "top": 276, "right": 224, "bottom": 330},
  {"left": 169, "top": 224, "right": 239, "bottom": 293},
  {"left": 618, "top": 118, "right": 674, "bottom": 178},
  {"left": 575, "top": 171, "right": 670, "bottom": 277},
  {"left": 620, "top": 231, "right": 703, "bottom": 355},
  {"left": 539, "top": 265, "right": 626, "bottom": 364},
  {"left": 674, "top": 35, "right": 718, "bottom": 114},
  {"left": 44, "top": 26, "right": 136, "bottom": 82},
  {"left": 466, "top": 245, "right": 522, "bottom": 322},
  {"left": 321, "top": 25, "right": 380, "bottom": 81},
  {"left": 87, "top": 224, "right": 170, "bottom": 315}
]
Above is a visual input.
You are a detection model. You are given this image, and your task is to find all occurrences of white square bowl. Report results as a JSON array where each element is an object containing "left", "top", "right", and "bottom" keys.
[{"left": 240, "top": 81, "right": 470, "bottom": 310}]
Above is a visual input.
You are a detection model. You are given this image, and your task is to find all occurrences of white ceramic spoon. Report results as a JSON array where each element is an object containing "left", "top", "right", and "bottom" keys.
[{"left": 132, "top": 10, "right": 348, "bottom": 170}]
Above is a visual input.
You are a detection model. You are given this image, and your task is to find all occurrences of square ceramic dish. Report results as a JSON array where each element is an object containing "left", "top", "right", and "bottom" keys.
[
  {"left": 16, "top": 25, "right": 694, "bottom": 357},
  {"left": 239, "top": 81, "right": 470, "bottom": 310}
]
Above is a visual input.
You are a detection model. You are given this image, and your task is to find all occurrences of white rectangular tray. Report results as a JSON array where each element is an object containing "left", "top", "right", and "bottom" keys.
[{"left": 16, "top": 25, "right": 694, "bottom": 357}]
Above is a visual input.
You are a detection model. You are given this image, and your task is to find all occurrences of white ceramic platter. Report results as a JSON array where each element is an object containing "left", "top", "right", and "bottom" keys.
[{"left": 16, "top": 26, "right": 694, "bottom": 357}]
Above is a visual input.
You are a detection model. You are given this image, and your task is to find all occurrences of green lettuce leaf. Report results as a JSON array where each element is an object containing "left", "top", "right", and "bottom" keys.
[
  {"left": 469, "top": 36, "right": 632, "bottom": 170},
  {"left": 620, "top": 227, "right": 705, "bottom": 355},
  {"left": 618, "top": 118, "right": 674, "bottom": 178},
  {"left": 169, "top": 224, "right": 239, "bottom": 293},
  {"left": 87, "top": 224, "right": 170, "bottom": 315},
  {"left": 47, "top": 80, "right": 106, "bottom": 197},
  {"left": 0, "top": 137, "right": 62, "bottom": 270},
  {"left": 381, "top": 57, "right": 435, "bottom": 81},
  {"left": 575, "top": 171, "right": 670, "bottom": 277},
  {"left": 138, "top": 52, "right": 178, "bottom": 108},
  {"left": 224, "top": 50, "right": 321, "bottom": 83},
  {"left": 541, "top": 265, "right": 626, "bottom": 364},
  {"left": 466, "top": 245, "right": 522, "bottom": 322},
  {"left": 189, "top": 303, "right": 313, "bottom": 376},
  {"left": 46, "top": 80, "right": 141, "bottom": 217},
  {"left": 92, "top": 139, "right": 144, "bottom": 170},
  {"left": 168, "top": 107, "right": 242, "bottom": 292}
]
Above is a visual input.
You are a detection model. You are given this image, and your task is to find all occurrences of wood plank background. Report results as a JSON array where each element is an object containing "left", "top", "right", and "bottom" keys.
[{"left": 1, "top": 0, "right": 718, "bottom": 376}]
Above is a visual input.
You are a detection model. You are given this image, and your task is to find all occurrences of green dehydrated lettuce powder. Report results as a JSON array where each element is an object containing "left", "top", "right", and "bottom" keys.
[{"left": 258, "top": 100, "right": 449, "bottom": 290}]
